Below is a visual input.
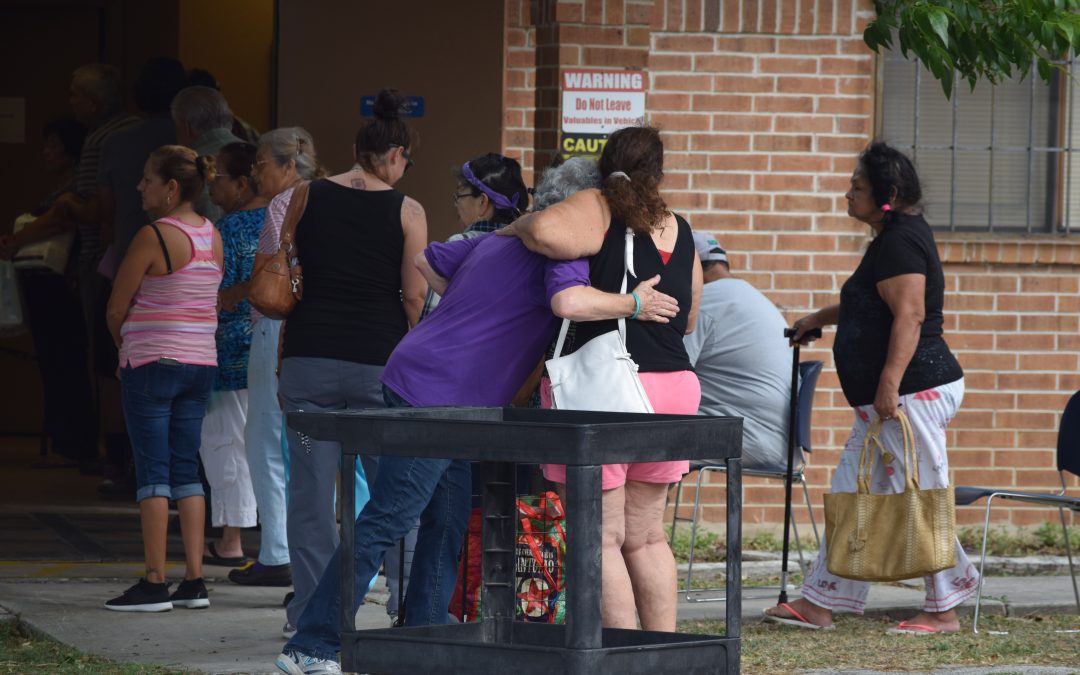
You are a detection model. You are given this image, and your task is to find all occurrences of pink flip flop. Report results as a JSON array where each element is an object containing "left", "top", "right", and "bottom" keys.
[
  {"left": 887, "top": 620, "right": 957, "bottom": 635},
  {"left": 762, "top": 602, "right": 835, "bottom": 631}
]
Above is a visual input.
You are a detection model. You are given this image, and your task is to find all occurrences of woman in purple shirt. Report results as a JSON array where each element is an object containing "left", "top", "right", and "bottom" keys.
[{"left": 276, "top": 211, "right": 679, "bottom": 675}]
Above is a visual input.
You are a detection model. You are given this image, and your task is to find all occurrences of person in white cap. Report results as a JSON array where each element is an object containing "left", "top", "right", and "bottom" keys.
[{"left": 683, "top": 231, "right": 792, "bottom": 469}]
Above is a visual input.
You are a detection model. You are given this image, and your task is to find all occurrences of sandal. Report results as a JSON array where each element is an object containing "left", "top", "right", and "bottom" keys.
[
  {"left": 202, "top": 542, "right": 249, "bottom": 567},
  {"left": 762, "top": 602, "right": 835, "bottom": 631},
  {"left": 887, "top": 620, "right": 958, "bottom": 635}
]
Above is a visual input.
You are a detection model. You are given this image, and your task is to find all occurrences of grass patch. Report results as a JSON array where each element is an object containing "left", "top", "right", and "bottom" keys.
[
  {"left": 958, "top": 522, "right": 1080, "bottom": 557},
  {"left": 0, "top": 621, "right": 188, "bottom": 675},
  {"left": 670, "top": 520, "right": 1080, "bottom": 563},
  {"left": 669, "top": 526, "right": 812, "bottom": 563},
  {"left": 681, "top": 614, "right": 1080, "bottom": 673}
]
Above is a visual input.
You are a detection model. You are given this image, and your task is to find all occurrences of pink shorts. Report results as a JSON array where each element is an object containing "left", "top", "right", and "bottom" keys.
[{"left": 540, "top": 370, "right": 701, "bottom": 490}]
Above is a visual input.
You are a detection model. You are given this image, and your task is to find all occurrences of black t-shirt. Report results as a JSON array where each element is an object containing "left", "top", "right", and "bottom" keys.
[
  {"left": 833, "top": 212, "right": 963, "bottom": 407},
  {"left": 564, "top": 214, "right": 695, "bottom": 372},
  {"left": 283, "top": 179, "right": 409, "bottom": 365}
]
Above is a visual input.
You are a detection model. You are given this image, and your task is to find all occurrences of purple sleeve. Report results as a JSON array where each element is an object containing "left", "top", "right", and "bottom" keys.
[
  {"left": 425, "top": 235, "right": 486, "bottom": 280},
  {"left": 543, "top": 257, "right": 591, "bottom": 303}
]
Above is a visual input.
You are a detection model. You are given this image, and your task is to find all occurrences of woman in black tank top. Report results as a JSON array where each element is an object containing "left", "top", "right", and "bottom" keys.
[
  {"left": 276, "top": 90, "right": 429, "bottom": 634},
  {"left": 510, "top": 126, "right": 703, "bottom": 633}
]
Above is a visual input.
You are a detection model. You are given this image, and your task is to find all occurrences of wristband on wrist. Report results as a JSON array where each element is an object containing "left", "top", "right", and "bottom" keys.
[{"left": 629, "top": 292, "right": 641, "bottom": 320}]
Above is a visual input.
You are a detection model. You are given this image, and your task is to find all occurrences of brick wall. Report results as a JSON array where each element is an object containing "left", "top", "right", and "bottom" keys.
[{"left": 502, "top": 0, "right": 1080, "bottom": 531}]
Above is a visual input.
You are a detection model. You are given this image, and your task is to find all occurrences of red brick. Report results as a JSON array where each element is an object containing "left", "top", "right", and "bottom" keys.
[
  {"left": 811, "top": 253, "right": 862, "bottom": 270},
  {"left": 816, "top": 96, "right": 872, "bottom": 115},
  {"left": 754, "top": 173, "right": 815, "bottom": 192},
  {"left": 649, "top": 92, "right": 691, "bottom": 110},
  {"left": 662, "top": 151, "right": 708, "bottom": 170},
  {"left": 751, "top": 213, "right": 812, "bottom": 231},
  {"left": 999, "top": 294, "right": 1055, "bottom": 312},
  {"left": 653, "top": 73, "right": 714, "bottom": 91},
  {"left": 998, "top": 372, "right": 1059, "bottom": 391},
  {"left": 1019, "top": 353, "right": 1079, "bottom": 371},
  {"left": 777, "top": 77, "right": 837, "bottom": 95},
  {"left": 958, "top": 275, "right": 1019, "bottom": 293},
  {"left": 695, "top": 54, "right": 756, "bottom": 72},
  {"left": 956, "top": 429, "right": 1013, "bottom": 447},
  {"left": 754, "top": 95, "right": 814, "bottom": 113},
  {"left": 768, "top": 156, "right": 830, "bottom": 173},
  {"left": 837, "top": 116, "right": 872, "bottom": 135},
  {"left": 714, "top": 75, "right": 776, "bottom": 94},
  {"left": 838, "top": 76, "right": 872, "bottom": 95},
  {"left": 690, "top": 133, "right": 751, "bottom": 152},
  {"left": 708, "top": 153, "right": 770, "bottom": 171},
  {"left": 692, "top": 93, "right": 753, "bottom": 112},
  {"left": 751, "top": 253, "right": 812, "bottom": 271},
  {"left": 1021, "top": 275, "right": 1079, "bottom": 293},
  {"left": 648, "top": 53, "right": 693, "bottom": 71},
  {"left": 774, "top": 115, "right": 835, "bottom": 133},
  {"left": 957, "top": 313, "right": 1017, "bottom": 332},
  {"left": 709, "top": 192, "right": 772, "bottom": 211},
  {"left": 774, "top": 194, "right": 834, "bottom": 213},
  {"left": 753, "top": 134, "right": 814, "bottom": 152},
  {"left": 715, "top": 36, "right": 776, "bottom": 53},
  {"left": 817, "top": 135, "right": 872, "bottom": 154},
  {"left": 653, "top": 34, "right": 716, "bottom": 52},
  {"left": 820, "top": 56, "right": 872, "bottom": 74},
  {"left": 664, "top": 191, "right": 710, "bottom": 210},
  {"left": 691, "top": 212, "right": 751, "bottom": 230},
  {"left": 691, "top": 172, "right": 752, "bottom": 190},
  {"left": 1021, "top": 315, "right": 1079, "bottom": 332},
  {"left": 1016, "top": 393, "right": 1072, "bottom": 411},
  {"left": 582, "top": 47, "right": 648, "bottom": 67},
  {"left": 996, "top": 333, "right": 1055, "bottom": 351},
  {"left": 759, "top": 56, "right": 818, "bottom": 74},
  {"left": 945, "top": 332, "right": 994, "bottom": 350},
  {"left": 778, "top": 37, "right": 840, "bottom": 54},
  {"left": 650, "top": 111, "right": 711, "bottom": 131},
  {"left": 711, "top": 113, "right": 772, "bottom": 132}
]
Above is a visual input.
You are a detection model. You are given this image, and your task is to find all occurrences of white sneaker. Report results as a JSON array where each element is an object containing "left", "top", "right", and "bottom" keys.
[
  {"left": 282, "top": 622, "right": 297, "bottom": 640},
  {"left": 275, "top": 648, "right": 341, "bottom": 675}
]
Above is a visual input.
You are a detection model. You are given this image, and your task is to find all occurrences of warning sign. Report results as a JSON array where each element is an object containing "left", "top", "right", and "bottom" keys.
[
  {"left": 561, "top": 69, "right": 645, "bottom": 135},
  {"left": 559, "top": 132, "right": 608, "bottom": 161}
]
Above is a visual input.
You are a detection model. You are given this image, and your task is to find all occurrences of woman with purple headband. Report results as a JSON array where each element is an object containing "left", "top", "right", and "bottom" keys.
[{"left": 420, "top": 153, "right": 529, "bottom": 319}]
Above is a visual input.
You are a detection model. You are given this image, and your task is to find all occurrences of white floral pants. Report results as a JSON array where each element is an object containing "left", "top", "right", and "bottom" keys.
[{"left": 801, "top": 378, "right": 979, "bottom": 613}]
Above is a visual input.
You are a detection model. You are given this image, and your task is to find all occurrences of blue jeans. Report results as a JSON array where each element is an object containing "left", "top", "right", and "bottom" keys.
[
  {"left": 121, "top": 360, "right": 214, "bottom": 502},
  {"left": 243, "top": 318, "right": 289, "bottom": 566},
  {"left": 285, "top": 385, "right": 471, "bottom": 660}
]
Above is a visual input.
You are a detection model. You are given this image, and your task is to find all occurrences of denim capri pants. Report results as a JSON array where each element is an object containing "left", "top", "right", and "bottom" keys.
[{"left": 121, "top": 360, "right": 215, "bottom": 502}]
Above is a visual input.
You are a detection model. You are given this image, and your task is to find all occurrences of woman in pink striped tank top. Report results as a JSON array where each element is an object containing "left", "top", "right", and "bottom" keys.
[{"left": 103, "top": 145, "right": 223, "bottom": 612}]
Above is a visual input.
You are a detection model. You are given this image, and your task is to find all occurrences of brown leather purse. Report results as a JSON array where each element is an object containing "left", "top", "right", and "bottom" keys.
[{"left": 248, "top": 181, "right": 310, "bottom": 319}]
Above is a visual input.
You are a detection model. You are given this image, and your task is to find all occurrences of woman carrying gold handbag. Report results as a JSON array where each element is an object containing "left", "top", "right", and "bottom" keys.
[{"left": 764, "top": 142, "right": 978, "bottom": 635}]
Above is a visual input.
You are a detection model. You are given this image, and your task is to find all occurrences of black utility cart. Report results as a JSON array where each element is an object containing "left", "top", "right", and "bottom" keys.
[{"left": 288, "top": 407, "right": 743, "bottom": 675}]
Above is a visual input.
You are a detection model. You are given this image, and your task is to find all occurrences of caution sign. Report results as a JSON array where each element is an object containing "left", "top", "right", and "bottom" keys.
[
  {"left": 559, "top": 132, "right": 608, "bottom": 160},
  {"left": 561, "top": 68, "right": 645, "bottom": 135}
]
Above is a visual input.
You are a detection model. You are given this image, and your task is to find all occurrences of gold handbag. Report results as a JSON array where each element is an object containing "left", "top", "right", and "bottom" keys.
[
  {"left": 248, "top": 181, "right": 309, "bottom": 320},
  {"left": 824, "top": 409, "right": 956, "bottom": 582}
]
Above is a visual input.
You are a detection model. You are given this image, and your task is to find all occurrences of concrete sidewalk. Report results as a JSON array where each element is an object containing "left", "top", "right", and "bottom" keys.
[{"left": 1, "top": 558, "right": 1077, "bottom": 674}]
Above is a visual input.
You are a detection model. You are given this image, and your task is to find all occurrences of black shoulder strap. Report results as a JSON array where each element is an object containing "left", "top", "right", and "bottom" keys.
[{"left": 149, "top": 222, "right": 173, "bottom": 274}]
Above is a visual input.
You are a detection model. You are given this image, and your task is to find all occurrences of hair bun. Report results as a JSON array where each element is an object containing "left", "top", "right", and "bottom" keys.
[{"left": 373, "top": 88, "right": 407, "bottom": 121}]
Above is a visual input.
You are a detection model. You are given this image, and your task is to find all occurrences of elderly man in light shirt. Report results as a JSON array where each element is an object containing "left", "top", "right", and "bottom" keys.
[{"left": 683, "top": 232, "right": 792, "bottom": 469}]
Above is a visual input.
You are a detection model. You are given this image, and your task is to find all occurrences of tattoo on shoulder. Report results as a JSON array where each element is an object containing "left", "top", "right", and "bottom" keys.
[
  {"left": 402, "top": 197, "right": 425, "bottom": 223},
  {"left": 350, "top": 176, "right": 366, "bottom": 189}
]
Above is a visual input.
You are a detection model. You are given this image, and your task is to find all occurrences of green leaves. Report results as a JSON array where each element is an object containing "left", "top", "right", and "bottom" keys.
[{"left": 865, "top": 0, "right": 1080, "bottom": 98}]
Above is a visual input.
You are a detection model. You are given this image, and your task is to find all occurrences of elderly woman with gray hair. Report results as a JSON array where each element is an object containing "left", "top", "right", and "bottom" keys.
[{"left": 225, "top": 127, "right": 320, "bottom": 603}]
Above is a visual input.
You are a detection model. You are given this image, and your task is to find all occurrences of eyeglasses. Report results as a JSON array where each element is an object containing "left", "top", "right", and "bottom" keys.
[
  {"left": 252, "top": 159, "right": 271, "bottom": 172},
  {"left": 452, "top": 191, "right": 475, "bottom": 203},
  {"left": 391, "top": 145, "right": 414, "bottom": 174}
]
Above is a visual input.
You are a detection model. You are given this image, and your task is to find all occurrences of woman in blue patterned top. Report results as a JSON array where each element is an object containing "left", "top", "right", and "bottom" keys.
[{"left": 200, "top": 141, "right": 266, "bottom": 565}]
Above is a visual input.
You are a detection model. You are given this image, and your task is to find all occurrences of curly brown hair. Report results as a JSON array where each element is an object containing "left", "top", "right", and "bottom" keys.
[{"left": 599, "top": 126, "right": 667, "bottom": 235}]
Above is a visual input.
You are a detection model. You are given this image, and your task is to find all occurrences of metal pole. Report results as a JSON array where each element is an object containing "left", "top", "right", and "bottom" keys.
[
  {"left": 565, "top": 464, "right": 603, "bottom": 650},
  {"left": 341, "top": 450, "right": 356, "bottom": 634},
  {"left": 778, "top": 338, "right": 800, "bottom": 605}
]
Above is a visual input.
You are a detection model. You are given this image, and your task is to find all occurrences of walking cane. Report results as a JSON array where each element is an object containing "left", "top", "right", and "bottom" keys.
[{"left": 779, "top": 326, "right": 820, "bottom": 605}]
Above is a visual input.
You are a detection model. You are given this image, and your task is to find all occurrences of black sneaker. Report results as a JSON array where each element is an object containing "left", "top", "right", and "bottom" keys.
[
  {"left": 170, "top": 578, "right": 210, "bottom": 609},
  {"left": 104, "top": 578, "right": 172, "bottom": 612},
  {"left": 228, "top": 562, "right": 292, "bottom": 586}
]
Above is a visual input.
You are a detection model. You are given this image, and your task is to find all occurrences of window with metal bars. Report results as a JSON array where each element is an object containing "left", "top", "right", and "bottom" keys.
[{"left": 881, "top": 50, "right": 1078, "bottom": 234}]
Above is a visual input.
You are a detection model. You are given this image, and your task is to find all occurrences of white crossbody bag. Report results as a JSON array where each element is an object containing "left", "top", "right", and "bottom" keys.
[{"left": 545, "top": 228, "right": 654, "bottom": 413}]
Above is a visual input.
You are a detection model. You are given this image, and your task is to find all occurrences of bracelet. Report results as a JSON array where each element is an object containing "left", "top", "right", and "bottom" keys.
[{"left": 629, "top": 292, "right": 641, "bottom": 320}]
